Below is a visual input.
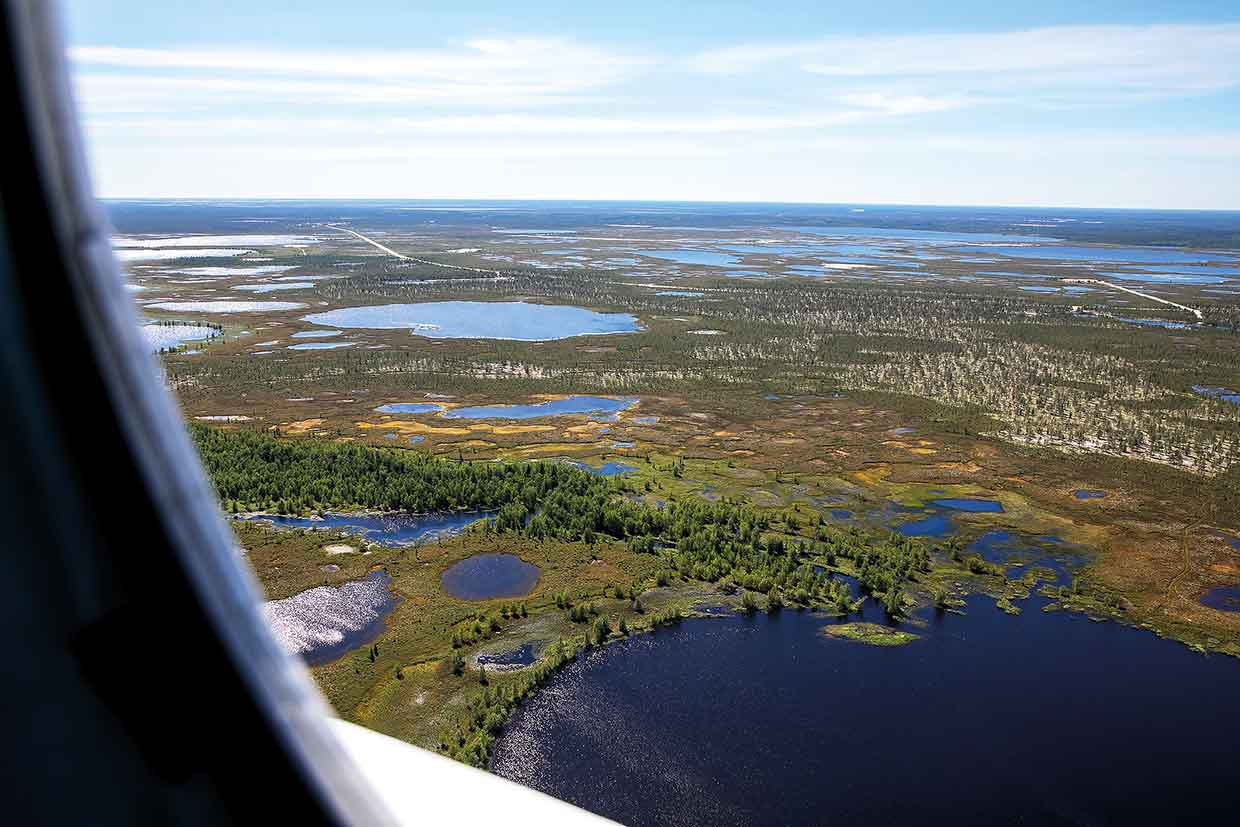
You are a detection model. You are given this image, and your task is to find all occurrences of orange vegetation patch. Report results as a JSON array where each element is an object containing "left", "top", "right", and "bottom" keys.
[
  {"left": 935, "top": 461, "right": 981, "bottom": 473},
  {"left": 439, "top": 440, "right": 495, "bottom": 450},
  {"left": 284, "top": 418, "right": 325, "bottom": 434},
  {"left": 854, "top": 466, "right": 890, "bottom": 487}
]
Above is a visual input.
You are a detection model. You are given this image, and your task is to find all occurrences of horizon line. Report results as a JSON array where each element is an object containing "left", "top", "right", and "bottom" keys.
[{"left": 97, "top": 196, "right": 1240, "bottom": 214}]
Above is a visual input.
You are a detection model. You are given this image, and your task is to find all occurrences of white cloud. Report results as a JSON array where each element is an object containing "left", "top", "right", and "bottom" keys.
[
  {"left": 70, "top": 39, "right": 649, "bottom": 99},
  {"left": 689, "top": 24, "right": 1240, "bottom": 97}
]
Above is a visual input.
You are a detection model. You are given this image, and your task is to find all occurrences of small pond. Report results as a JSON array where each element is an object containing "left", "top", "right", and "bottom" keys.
[
  {"left": 478, "top": 643, "right": 541, "bottom": 669},
  {"left": 931, "top": 498, "right": 1004, "bottom": 513},
  {"left": 141, "top": 323, "right": 220, "bottom": 353},
  {"left": 1074, "top": 489, "right": 1106, "bottom": 499},
  {"left": 561, "top": 460, "right": 637, "bottom": 477},
  {"left": 262, "top": 570, "right": 397, "bottom": 666},
  {"left": 441, "top": 553, "right": 542, "bottom": 601},
  {"left": 290, "top": 329, "right": 342, "bottom": 338}
]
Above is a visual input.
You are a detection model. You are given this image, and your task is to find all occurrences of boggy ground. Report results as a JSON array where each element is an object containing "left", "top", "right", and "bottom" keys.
[
  {"left": 234, "top": 379, "right": 1240, "bottom": 760},
  {"left": 231, "top": 383, "right": 1240, "bottom": 660}
]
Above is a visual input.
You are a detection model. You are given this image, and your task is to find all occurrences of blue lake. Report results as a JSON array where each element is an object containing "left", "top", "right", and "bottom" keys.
[
  {"left": 1108, "top": 271, "right": 1232, "bottom": 285},
  {"left": 635, "top": 249, "right": 740, "bottom": 267},
  {"left": 238, "top": 511, "right": 492, "bottom": 546},
  {"left": 491, "top": 594, "right": 1240, "bottom": 824},
  {"left": 375, "top": 402, "right": 443, "bottom": 414},
  {"left": 897, "top": 514, "right": 954, "bottom": 537},
  {"left": 1199, "top": 586, "right": 1240, "bottom": 612},
  {"left": 1132, "top": 264, "right": 1240, "bottom": 276},
  {"left": 290, "top": 330, "right": 342, "bottom": 338},
  {"left": 655, "top": 291, "right": 704, "bottom": 297},
  {"left": 441, "top": 553, "right": 542, "bottom": 601},
  {"left": 958, "top": 244, "right": 1237, "bottom": 264},
  {"left": 443, "top": 396, "right": 638, "bottom": 420},
  {"left": 302, "top": 301, "right": 641, "bottom": 341},
  {"left": 1074, "top": 489, "right": 1107, "bottom": 500},
  {"left": 1192, "top": 385, "right": 1240, "bottom": 406},
  {"left": 932, "top": 498, "right": 1004, "bottom": 513},
  {"left": 789, "top": 225, "right": 1058, "bottom": 244}
]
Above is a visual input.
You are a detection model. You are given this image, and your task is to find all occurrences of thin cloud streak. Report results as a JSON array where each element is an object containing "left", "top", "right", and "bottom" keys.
[{"left": 690, "top": 24, "right": 1240, "bottom": 95}]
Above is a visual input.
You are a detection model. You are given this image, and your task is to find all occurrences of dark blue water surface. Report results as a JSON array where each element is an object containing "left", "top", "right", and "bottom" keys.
[
  {"left": 1199, "top": 587, "right": 1240, "bottom": 612},
  {"left": 304, "top": 571, "right": 399, "bottom": 666},
  {"left": 491, "top": 598, "right": 1240, "bottom": 825},
  {"left": 441, "top": 553, "right": 542, "bottom": 600},
  {"left": 897, "top": 514, "right": 954, "bottom": 537},
  {"left": 970, "top": 530, "right": 1082, "bottom": 585},
  {"left": 238, "top": 510, "right": 491, "bottom": 546},
  {"left": 932, "top": 497, "right": 1005, "bottom": 513},
  {"left": 1074, "top": 489, "right": 1107, "bottom": 500}
]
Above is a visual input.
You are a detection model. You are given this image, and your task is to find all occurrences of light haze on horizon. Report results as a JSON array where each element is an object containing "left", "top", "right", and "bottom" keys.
[{"left": 64, "top": 0, "right": 1240, "bottom": 209}]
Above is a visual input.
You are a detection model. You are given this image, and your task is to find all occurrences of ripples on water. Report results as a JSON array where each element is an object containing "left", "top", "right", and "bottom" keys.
[
  {"left": 491, "top": 597, "right": 1240, "bottom": 825},
  {"left": 261, "top": 570, "right": 396, "bottom": 665}
]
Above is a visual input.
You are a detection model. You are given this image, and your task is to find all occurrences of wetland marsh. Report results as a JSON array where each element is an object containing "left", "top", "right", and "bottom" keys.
[{"left": 120, "top": 199, "right": 1240, "bottom": 822}]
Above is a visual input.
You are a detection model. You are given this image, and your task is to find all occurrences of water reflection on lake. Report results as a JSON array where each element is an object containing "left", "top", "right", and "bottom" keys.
[
  {"left": 442, "top": 553, "right": 542, "bottom": 600},
  {"left": 262, "top": 570, "right": 397, "bottom": 666},
  {"left": 492, "top": 595, "right": 1240, "bottom": 824}
]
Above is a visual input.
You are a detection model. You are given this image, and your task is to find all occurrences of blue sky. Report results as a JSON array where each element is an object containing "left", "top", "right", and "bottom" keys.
[{"left": 63, "top": 1, "right": 1240, "bottom": 208}]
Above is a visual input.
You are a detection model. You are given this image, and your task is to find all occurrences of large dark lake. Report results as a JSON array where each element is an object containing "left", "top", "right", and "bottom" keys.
[{"left": 491, "top": 595, "right": 1240, "bottom": 825}]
